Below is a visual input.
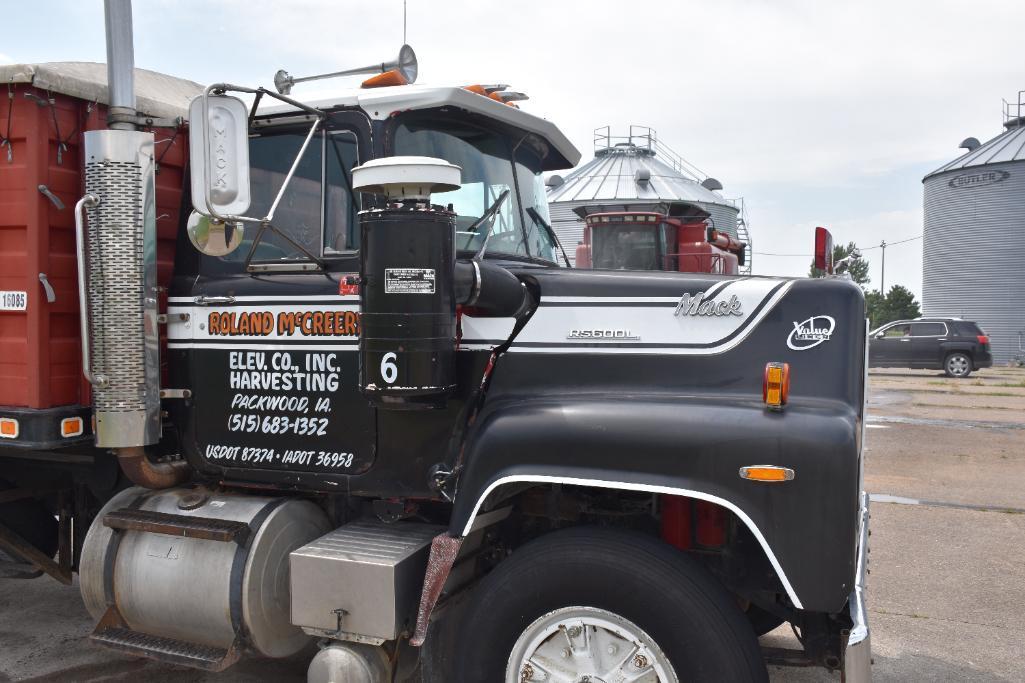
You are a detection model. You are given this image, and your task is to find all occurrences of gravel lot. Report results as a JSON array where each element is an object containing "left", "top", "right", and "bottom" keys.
[{"left": 2, "top": 366, "right": 1024, "bottom": 682}]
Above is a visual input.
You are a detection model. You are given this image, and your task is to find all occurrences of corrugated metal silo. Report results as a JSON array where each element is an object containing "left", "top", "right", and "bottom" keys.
[
  {"left": 548, "top": 127, "right": 749, "bottom": 270},
  {"left": 922, "top": 99, "right": 1025, "bottom": 364}
]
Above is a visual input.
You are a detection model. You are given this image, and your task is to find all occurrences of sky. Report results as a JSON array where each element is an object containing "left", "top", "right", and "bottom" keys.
[{"left": 3, "top": 0, "right": 1023, "bottom": 299}]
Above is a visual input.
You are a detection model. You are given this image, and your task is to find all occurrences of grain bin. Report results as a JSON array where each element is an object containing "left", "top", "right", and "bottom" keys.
[{"left": 922, "top": 95, "right": 1025, "bottom": 364}]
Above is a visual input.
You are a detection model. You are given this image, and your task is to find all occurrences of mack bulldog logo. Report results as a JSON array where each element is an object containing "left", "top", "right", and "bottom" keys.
[
  {"left": 787, "top": 315, "right": 836, "bottom": 350},
  {"left": 674, "top": 292, "right": 743, "bottom": 317}
]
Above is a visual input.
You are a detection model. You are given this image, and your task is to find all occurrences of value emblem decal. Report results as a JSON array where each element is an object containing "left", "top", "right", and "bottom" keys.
[{"left": 787, "top": 315, "right": 836, "bottom": 350}]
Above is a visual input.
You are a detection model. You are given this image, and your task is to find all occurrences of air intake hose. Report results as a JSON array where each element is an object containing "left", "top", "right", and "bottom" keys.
[{"left": 455, "top": 259, "right": 527, "bottom": 317}]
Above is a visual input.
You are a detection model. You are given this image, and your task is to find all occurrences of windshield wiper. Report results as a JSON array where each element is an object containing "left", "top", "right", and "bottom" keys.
[
  {"left": 526, "top": 206, "right": 572, "bottom": 268},
  {"left": 465, "top": 189, "right": 510, "bottom": 259}
]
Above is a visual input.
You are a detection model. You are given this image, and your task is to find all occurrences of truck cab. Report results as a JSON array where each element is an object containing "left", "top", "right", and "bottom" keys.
[
  {"left": 1, "top": 45, "right": 870, "bottom": 683},
  {"left": 575, "top": 205, "right": 747, "bottom": 275}
]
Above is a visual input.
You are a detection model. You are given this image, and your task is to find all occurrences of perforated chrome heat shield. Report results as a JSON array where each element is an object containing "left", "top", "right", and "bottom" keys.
[{"left": 83, "top": 130, "right": 160, "bottom": 447}]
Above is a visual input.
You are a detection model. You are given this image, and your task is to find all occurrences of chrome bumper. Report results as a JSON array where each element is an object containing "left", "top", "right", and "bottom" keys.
[{"left": 843, "top": 491, "right": 871, "bottom": 682}]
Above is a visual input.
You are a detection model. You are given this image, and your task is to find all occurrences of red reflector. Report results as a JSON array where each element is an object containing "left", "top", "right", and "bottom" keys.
[{"left": 977, "top": 335, "right": 989, "bottom": 345}]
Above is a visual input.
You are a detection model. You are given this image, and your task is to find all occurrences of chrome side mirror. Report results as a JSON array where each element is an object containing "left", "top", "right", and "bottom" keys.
[
  {"left": 188, "top": 93, "right": 251, "bottom": 218},
  {"left": 187, "top": 211, "right": 245, "bottom": 256}
]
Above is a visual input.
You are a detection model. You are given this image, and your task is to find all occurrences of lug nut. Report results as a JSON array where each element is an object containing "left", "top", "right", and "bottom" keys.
[
  {"left": 633, "top": 654, "right": 648, "bottom": 668},
  {"left": 607, "top": 644, "right": 617, "bottom": 655},
  {"left": 566, "top": 625, "right": 582, "bottom": 638}
]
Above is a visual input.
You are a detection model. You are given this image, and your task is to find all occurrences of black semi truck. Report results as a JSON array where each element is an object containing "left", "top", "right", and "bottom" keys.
[{"left": 0, "top": 14, "right": 870, "bottom": 683}]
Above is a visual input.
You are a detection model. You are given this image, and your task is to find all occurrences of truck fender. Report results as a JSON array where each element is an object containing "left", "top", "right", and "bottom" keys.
[{"left": 449, "top": 396, "right": 863, "bottom": 613}]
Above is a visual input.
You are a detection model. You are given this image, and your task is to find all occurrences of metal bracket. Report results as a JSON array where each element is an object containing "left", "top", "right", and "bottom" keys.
[
  {"left": 38, "top": 273, "right": 56, "bottom": 303},
  {"left": 157, "top": 313, "right": 189, "bottom": 324},
  {"left": 107, "top": 112, "right": 184, "bottom": 129},
  {"left": 38, "top": 184, "right": 65, "bottom": 211},
  {"left": 0, "top": 519, "right": 73, "bottom": 585},
  {"left": 159, "top": 389, "right": 192, "bottom": 399}
]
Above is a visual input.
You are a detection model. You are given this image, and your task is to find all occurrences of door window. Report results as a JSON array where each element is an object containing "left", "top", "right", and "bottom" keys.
[
  {"left": 883, "top": 324, "right": 912, "bottom": 338},
  {"left": 911, "top": 322, "right": 946, "bottom": 337},
  {"left": 214, "top": 129, "right": 361, "bottom": 268}
]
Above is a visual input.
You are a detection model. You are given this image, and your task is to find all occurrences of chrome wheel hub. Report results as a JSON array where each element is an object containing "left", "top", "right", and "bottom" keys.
[
  {"left": 948, "top": 355, "right": 969, "bottom": 375},
  {"left": 506, "top": 606, "right": 678, "bottom": 683}
]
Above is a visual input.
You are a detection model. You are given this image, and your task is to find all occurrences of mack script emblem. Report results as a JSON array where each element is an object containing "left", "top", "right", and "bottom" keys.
[
  {"left": 674, "top": 292, "right": 743, "bottom": 317},
  {"left": 787, "top": 315, "right": 836, "bottom": 350}
]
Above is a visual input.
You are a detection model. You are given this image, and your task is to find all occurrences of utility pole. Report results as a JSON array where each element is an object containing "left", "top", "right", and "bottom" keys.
[{"left": 879, "top": 240, "right": 887, "bottom": 294}]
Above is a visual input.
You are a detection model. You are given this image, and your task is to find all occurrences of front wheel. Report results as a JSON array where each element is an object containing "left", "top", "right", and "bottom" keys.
[
  {"left": 945, "top": 352, "right": 973, "bottom": 378},
  {"left": 457, "top": 527, "right": 768, "bottom": 682}
]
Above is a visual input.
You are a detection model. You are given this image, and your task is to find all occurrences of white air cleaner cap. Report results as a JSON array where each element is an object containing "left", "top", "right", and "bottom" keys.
[{"left": 352, "top": 156, "right": 461, "bottom": 201}]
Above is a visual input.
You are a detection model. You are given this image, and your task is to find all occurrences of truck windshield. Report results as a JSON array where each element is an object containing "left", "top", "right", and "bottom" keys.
[
  {"left": 393, "top": 117, "right": 558, "bottom": 263},
  {"left": 592, "top": 225, "right": 662, "bottom": 270}
]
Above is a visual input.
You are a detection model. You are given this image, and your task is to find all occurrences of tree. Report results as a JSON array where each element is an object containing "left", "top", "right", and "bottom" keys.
[
  {"left": 867, "top": 285, "right": 922, "bottom": 329},
  {"left": 809, "top": 241, "right": 870, "bottom": 287}
]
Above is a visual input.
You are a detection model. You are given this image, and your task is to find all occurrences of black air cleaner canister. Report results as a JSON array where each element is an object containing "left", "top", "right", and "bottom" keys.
[{"left": 359, "top": 205, "right": 457, "bottom": 407}]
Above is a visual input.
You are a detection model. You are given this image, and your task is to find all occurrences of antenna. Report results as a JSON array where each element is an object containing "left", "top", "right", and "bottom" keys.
[{"left": 403, "top": 0, "right": 407, "bottom": 44}]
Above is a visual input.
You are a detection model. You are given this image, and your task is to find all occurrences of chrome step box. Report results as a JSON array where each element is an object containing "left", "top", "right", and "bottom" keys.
[{"left": 290, "top": 520, "right": 443, "bottom": 643}]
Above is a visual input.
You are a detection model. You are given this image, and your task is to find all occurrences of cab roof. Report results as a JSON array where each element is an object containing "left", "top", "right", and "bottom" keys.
[{"left": 256, "top": 84, "right": 581, "bottom": 171}]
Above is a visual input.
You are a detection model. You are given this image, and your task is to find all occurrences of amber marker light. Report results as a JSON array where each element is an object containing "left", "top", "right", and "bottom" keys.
[
  {"left": 763, "top": 362, "right": 790, "bottom": 410},
  {"left": 739, "top": 465, "right": 795, "bottom": 483},
  {"left": 61, "top": 417, "right": 84, "bottom": 438},
  {"left": 361, "top": 69, "right": 408, "bottom": 88},
  {"left": 0, "top": 417, "right": 18, "bottom": 439}
]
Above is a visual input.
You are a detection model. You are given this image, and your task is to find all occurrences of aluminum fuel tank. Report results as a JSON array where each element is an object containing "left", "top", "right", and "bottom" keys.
[{"left": 80, "top": 487, "right": 331, "bottom": 658}]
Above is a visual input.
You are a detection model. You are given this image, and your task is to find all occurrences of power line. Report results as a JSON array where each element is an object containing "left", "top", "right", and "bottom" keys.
[{"left": 753, "top": 233, "right": 922, "bottom": 257}]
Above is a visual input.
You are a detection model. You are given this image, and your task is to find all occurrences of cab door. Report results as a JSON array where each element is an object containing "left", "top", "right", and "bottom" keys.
[
  {"left": 870, "top": 323, "right": 913, "bottom": 366},
  {"left": 170, "top": 116, "right": 376, "bottom": 481},
  {"left": 910, "top": 322, "right": 947, "bottom": 368}
]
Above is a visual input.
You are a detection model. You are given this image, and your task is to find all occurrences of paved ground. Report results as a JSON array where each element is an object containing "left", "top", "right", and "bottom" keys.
[{"left": 1, "top": 366, "right": 1024, "bottom": 681}]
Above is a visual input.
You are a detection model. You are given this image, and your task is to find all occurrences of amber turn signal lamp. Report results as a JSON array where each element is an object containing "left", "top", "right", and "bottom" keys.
[
  {"left": 61, "top": 416, "right": 84, "bottom": 438},
  {"left": 361, "top": 69, "right": 408, "bottom": 89},
  {"left": 0, "top": 417, "right": 18, "bottom": 439},
  {"left": 739, "top": 465, "right": 795, "bottom": 483},
  {"left": 763, "top": 362, "right": 790, "bottom": 410}
]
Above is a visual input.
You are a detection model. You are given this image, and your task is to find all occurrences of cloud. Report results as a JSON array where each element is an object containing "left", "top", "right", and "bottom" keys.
[
  {"left": 0, "top": 53, "right": 14, "bottom": 65},
  {"left": 4, "top": 0, "right": 1018, "bottom": 300}
]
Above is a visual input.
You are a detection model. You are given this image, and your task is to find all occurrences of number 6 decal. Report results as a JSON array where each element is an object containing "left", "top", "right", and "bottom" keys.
[{"left": 381, "top": 352, "right": 398, "bottom": 384}]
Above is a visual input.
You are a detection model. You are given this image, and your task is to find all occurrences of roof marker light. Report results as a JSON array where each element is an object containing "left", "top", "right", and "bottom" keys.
[
  {"left": 763, "top": 362, "right": 790, "bottom": 410},
  {"left": 361, "top": 69, "right": 409, "bottom": 89},
  {"left": 739, "top": 466, "right": 795, "bottom": 483}
]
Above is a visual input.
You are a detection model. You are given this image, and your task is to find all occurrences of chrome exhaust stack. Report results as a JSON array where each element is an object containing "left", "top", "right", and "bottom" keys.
[
  {"left": 73, "top": 0, "right": 168, "bottom": 468},
  {"left": 80, "top": 124, "right": 160, "bottom": 448}
]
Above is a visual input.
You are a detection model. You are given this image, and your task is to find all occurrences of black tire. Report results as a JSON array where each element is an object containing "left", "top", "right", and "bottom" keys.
[
  {"left": 456, "top": 526, "right": 768, "bottom": 682},
  {"left": 944, "top": 352, "right": 973, "bottom": 378}
]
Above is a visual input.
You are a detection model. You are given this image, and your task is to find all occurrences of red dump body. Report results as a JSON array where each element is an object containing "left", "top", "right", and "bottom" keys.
[
  {"left": 575, "top": 211, "right": 743, "bottom": 275},
  {"left": 0, "top": 85, "right": 187, "bottom": 411}
]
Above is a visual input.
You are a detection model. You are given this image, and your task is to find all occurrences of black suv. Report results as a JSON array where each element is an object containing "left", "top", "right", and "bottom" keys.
[{"left": 869, "top": 318, "right": 992, "bottom": 377}]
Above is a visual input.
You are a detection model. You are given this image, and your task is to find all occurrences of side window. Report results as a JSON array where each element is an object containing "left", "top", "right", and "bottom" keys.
[
  {"left": 883, "top": 324, "right": 911, "bottom": 338},
  {"left": 324, "top": 131, "right": 361, "bottom": 253},
  {"left": 214, "top": 129, "right": 361, "bottom": 269},
  {"left": 911, "top": 322, "right": 945, "bottom": 336}
]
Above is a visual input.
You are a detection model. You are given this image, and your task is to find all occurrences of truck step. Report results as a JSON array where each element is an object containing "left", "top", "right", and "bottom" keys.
[
  {"left": 91, "top": 626, "right": 238, "bottom": 671},
  {"left": 103, "top": 508, "right": 250, "bottom": 544}
]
